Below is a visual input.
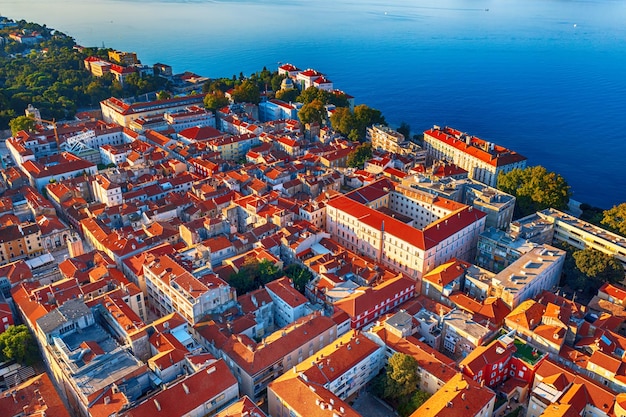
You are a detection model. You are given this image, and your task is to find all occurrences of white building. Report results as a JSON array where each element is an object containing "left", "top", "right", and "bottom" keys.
[
  {"left": 423, "top": 125, "right": 527, "bottom": 187},
  {"left": 143, "top": 252, "right": 236, "bottom": 325},
  {"left": 326, "top": 183, "right": 486, "bottom": 282},
  {"left": 265, "top": 277, "right": 308, "bottom": 328},
  {"left": 92, "top": 174, "right": 123, "bottom": 207}
]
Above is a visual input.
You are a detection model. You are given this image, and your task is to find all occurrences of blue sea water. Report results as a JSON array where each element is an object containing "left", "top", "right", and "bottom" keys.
[{"left": 3, "top": 0, "right": 626, "bottom": 208}]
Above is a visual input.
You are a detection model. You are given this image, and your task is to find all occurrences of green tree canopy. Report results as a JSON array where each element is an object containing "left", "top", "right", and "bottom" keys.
[
  {"left": 270, "top": 73, "right": 287, "bottom": 92},
  {"left": 298, "top": 99, "right": 325, "bottom": 125},
  {"left": 204, "top": 91, "right": 230, "bottom": 112},
  {"left": 330, "top": 104, "right": 386, "bottom": 141},
  {"left": 497, "top": 165, "right": 572, "bottom": 218},
  {"left": 397, "top": 122, "right": 410, "bottom": 139},
  {"left": 347, "top": 143, "right": 373, "bottom": 168},
  {"left": 398, "top": 390, "right": 431, "bottom": 417},
  {"left": 0, "top": 325, "right": 39, "bottom": 365},
  {"left": 275, "top": 88, "right": 299, "bottom": 103},
  {"left": 9, "top": 115, "right": 36, "bottom": 135},
  {"left": 573, "top": 248, "right": 624, "bottom": 284},
  {"left": 284, "top": 264, "right": 313, "bottom": 293},
  {"left": 383, "top": 353, "right": 419, "bottom": 401},
  {"left": 228, "top": 257, "right": 282, "bottom": 294},
  {"left": 330, "top": 107, "right": 356, "bottom": 136},
  {"left": 0, "top": 22, "right": 171, "bottom": 129},
  {"left": 297, "top": 86, "right": 322, "bottom": 105},
  {"left": 297, "top": 86, "right": 350, "bottom": 108},
  {"left": 156, "top": 90, "right": 171, "bottom": 101},
  {"left": 602, "top": 203, "right": 626, "bottom": 237},
  {"left": 231, "top": 79, "right": 261, "bottom": 104}
]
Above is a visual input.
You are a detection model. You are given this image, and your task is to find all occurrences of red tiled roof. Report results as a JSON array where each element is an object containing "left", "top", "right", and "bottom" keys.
[
  {"left": 265, "top": 277, "right": 306, "bottom": 308},
  {"left": 121, "top": 360, "right": 236, "bottom": 417},
  {"left": 333, "top": 275, "right": 416, "bottom": 318},
  {"left": 411, "top": 372, "right": 496, "bottom": 417},
  {"left": 424, "top": 126, "right": 527, "bottom": 167}
]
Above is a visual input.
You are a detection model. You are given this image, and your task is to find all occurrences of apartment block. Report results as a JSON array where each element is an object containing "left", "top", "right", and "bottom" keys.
[
  {"left": 410, "top": 372, "right": 496, "bottom": 417},
  {"left": 536, "top": 208, "right": 626, "bottom": 270},
  {"left": 326, "top": 183, "right": 486, "bottom": 281},
  {"left": 367, "top": 124, "right": 426, "bottom": 158},
  {"left": 423, "top": 125, "right": 527, "bottom": 187},
  {"left": 143, "top": 252, "right": 236, "bottom": 325},
  {"left": 265, "top": 277, "right": 308, "bottom": 328},
  {"left": 281, "top": 330, "right": 385, "bottom": 400},
  {"left": 220, "top": 312, "right": 337, "bottom": 401}
]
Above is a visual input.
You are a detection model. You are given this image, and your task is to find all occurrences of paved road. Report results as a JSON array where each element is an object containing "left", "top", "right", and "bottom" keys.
[{"left": 352, "top": 391, "right": 398, "bottom": 417}]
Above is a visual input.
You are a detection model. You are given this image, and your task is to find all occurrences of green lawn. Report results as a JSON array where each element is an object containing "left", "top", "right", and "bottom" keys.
[{"left": 513, "top": 339, "right": 543, "bottom": 365}]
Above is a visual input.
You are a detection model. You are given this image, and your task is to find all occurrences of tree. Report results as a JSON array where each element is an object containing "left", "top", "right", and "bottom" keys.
[
  {"left": 573, "top": 248, "right": 624, "bottom": 284},
  {"left": 275, "top": 88, "right": 299, "bottom": 103},
  {"left": 397, "top": 122, "right": 410, "bottom": 139},
  {"left": 9, "top": 115, "right": 36, "bottom": 135},
  {"left": 228, "top": 257, "right": 282, "bottom": 293},
  {"left": 383, "top": 353, "right": 419, "bottom": 401},
  {"left": 297, "top": 86, "right": 321, "bottom": 105},
  {"left": 602, "top": 203, "right": 626, "bottom": 237},
  {"left": 285, "top": 264, "right": 313, "bottom": 293},
  {"left": 156, "top": 90, "right": 171, "bottom": 101},
  {"left": 270, "top": 73, "right": 287, "bottom": 92},
  {"left": 204, "top": 91, "right": 229, "bottom": 112},
  {"left": 353, "top": 104, "right": 386, "bottom": 139},
  {"left": 0, "top": 325, "right": 39, "bottom": 365},
  {"left": 330, "top": 104, "right": 386, "bottom": 141},
  {"left": 231, "top": 79, "right": 261, "bottom": 104},
  {"left": 257, "top": 259, "right": 281, "bottom": 286},
  {"left": 398, "top": 390, "right": 431, "bottom": 417},
  {"left": 497, "top": 165, "right": 572, "bottom": 218},
  {"left": 298, "top": 99, "right": 325, "bottom": 125},
  {"left": 330, "top": 107, "right": 356, "bottom": 136},
  {"left": 347, "top": 143, "right": 373, "bottom": 168}
]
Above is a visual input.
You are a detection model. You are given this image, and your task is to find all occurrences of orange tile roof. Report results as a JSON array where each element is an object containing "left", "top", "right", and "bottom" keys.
[
  {"left": 459, "top": 339, "right": 515, "bottom": 377},
  {"left": 269, "top": 376, "right": 360, "bottom": 417},
  {"left": 333, "top": 275, "right": 416, "bottom": 318},
  {"left": 371, "top": 325, "right": 456, "bottom": 384},
  {"left": 265, "top": 276, "right": 306, "bottom": 308},
  {"left": 121, "top": 360, "right": 237, "bottom": 417},
  {"left": 328, "top": 195, "right": 484, "bottom": 250},
  {"left": 410, "top": 372, "right": 495, "bottom": 417},
  {"left": 214, "top": 395, "right": 267, "bottom": 417},
  {"left": 221, "top": 313, "right": 335, "bottom": 376},
  {"left": 424, "top": 126, "right": 527, "bottom": 167},
  {"left": 506, "top": 300, "right": 545, "bottom": 329},
  {"left": 423, "top": 259, "right": 469, "bottom": 287},
  {"left": 599, "top": 283, "right": 626, "bottom": 303},
  {"left": 296, "top": 331, "right": 381, "bottom": 385},
  {"left": 0, "top": 372, "right": 71, "bottom": 417},
  {"left": 588, "top": 349, "right": 621, "bottom": 374}
]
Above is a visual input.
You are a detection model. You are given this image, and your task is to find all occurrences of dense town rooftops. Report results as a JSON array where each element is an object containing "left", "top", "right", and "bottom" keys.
[{"left": 369, "top": 324, "right": 456, "bottom": 383}]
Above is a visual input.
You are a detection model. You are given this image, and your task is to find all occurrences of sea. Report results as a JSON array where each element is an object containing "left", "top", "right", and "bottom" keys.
[{"left": 2, "top": 0, "right": 626, "bottom": 208}]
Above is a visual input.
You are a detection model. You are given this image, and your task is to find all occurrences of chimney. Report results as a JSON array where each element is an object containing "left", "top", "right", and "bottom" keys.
[
  {"left": 182, "top": 383, "right": 190, "bottom": 395},
  {"left": 104, "top": 396, "right": 111, "bottom": 405},
  {"left": 154, "top": 399, "right": 161, "bottom": 411}
]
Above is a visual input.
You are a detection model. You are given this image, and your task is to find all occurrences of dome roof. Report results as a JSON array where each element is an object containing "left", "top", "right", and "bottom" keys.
[{"left": 281, "top": 77, "right": 294, "bottom": 90}]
